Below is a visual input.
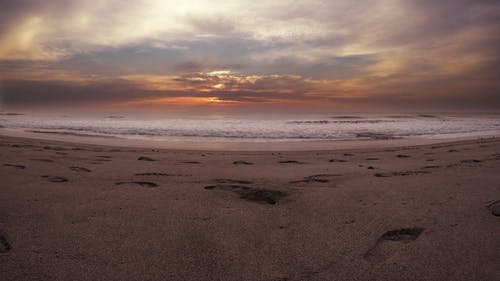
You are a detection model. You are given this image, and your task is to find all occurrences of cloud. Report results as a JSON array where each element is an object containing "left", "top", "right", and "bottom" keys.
[
  {"left": 1, "top": 71, "right": 314, "bottom": 107},
  {"left": 0, "top": 0, "right": 499, "bottom": 110}
]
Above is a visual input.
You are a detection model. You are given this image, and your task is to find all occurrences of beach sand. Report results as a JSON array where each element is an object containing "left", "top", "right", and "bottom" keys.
[{"left": 0, "top": 134, "right": 499, "bottom": 280}]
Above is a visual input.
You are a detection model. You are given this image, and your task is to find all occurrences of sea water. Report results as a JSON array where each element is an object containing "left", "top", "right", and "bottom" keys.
[{"left": 1, "top": 112, "right": 500, "bottom": 142}]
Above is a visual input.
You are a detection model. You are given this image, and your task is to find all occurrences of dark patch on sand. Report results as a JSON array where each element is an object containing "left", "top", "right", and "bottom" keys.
[
  {"left": 279, "top": 160, "right": 303, "bottom": 164},
  {"left": 138, "top": 156, "right": 155, "bottom": 161},
  {"left": 343, "top": 153, "right": 354, "bottom": 156},
  {"left": 69, "top": 166, "right": 91, "bottom": 172},
  {"left": 115, "top": 181, "right": 158, "bottom": 188},
  {"left": 4, "top": 163, "right": 25, "bottom": 169},
  {"left": 135, "top": 173, "right": 173, "bottom": 176},
  {"left": 290, "top": 174, "right": 340, "bottom": 184},
  {"left": 204, "top": 184, "right": 251, "bottom": 191},
  {"left": 181, "top": 161, "right": 201, "bottom": 164},
  {"left": 397, "top": 154, "right": 410, "bottom": 158},
  {"left": 375, "top": 171, "right": 431, "bottom": 177},
  {"left": 364, "top": 227, "right": 424, "bottom": 262},
  {"left": 42, "top": 175, "right": 68, "bottom": 183},
  {"left": 233, "top": 160, "right": 254, "bottom": 165},
  {"left": 10, "top": 144, "right": 35, "bottom": 148},
  {"left": 30, "top": 158, "right": 54, "bottom": 163},
  {"left": 0, "top": 235, "right": 11, "bottom": 253},
  {"left": 422, "top": 165, "right": 440, "bottom": 169},
  {"left": 366, "top": 158, "right": 380, "bottom": 161},
  {"left": 380, "top": 228, "right": 424, "bottom": 241},
  {"left": 43, "top": 146, "right": 66, "bottom": 151},
  {"left": 329, "top": 159, "right": 348, "bottom": 163},
  {"left": 367, "top": 166, "right": 375, "bottom": 170},
  {"left": 205, "top": 184, "right": 287, "bottom": 205},
  {"left": 214, "top": 179, "right": 253, "bottom": 185},
  {"left": 460, "top": 159, "right": 482, "bottom": 163},
  {"left": 240, "top": 189, "right": 287, "bottom": 205},
  {"left": 96, "top": 155, "right": 112, "bottom": 159},
  {"left": 488, "top": 201, "right": 500, "bottom": 216}
]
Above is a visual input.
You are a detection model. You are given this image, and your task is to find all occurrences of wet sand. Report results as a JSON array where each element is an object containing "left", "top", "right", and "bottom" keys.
[{"left": 0, "top": 134, "right": 499, "bottom": 280}]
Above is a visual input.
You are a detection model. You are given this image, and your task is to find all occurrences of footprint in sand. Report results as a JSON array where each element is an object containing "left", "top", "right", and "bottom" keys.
[
  {"left": 204, "top": 182, "right": 287, "bottom": 205},
  {"left": 375, "top": 171, "right": 430, "bottom": 177},
  {"left": 135, "top": 172, "right": 172, "bottom": 176},
  {"left": 115, "top": 181, "right": 158, "bottom": 188},
  {"left": 421, "top": 165, "right": 440, "bottom": 169},
  {"left": 43, "top": 146, "right": 66, "bottom": 151},
  {"left": 214, "top": 179, "right": 253, "bottom": 185},
  {"left": 180, "top": 161, "right": 200, "bottom": 164},
  {"left": 3, "top": 164, "right": 26, "bottom": 169},
  {"left": 279, "top": 160, "right": 303, "bottom": 164},
  {"left": 233, "top": 160, "right": 254, "bottom": 165},
  {"left": 460, "top": 159, "right": 482, "bottom": 164},
  {"left": 489, "top": 201, "right": 500, "bottom": 216},
  {"left": 0, "top": 234, "right": 11, "bottom": 253},
  {"left": 204, "top": 184, "right": 251, "bottom": 191},
  {"left": 364, "top": 227, "right": 424, "bottom": 263},
  {"left": 289, "top": 174, "right": 341, "bottom": 184},
  {"left": 138, "top": 156, "right": 155, "bottom": 161},
  {"left": 240, "top": 189, "right": 287, "bottom": 205},
  {"left": 42, "top": 175, "right": 68, "bottom": 183},
  {"left": 69, "top": 166, "right": 91, "bottom": 172},
  {"left": 329, "top": 159, "right": 348, "bottom": 163},
  {"left": 30, "top": 158, "right": 54, "bottom": 163}
]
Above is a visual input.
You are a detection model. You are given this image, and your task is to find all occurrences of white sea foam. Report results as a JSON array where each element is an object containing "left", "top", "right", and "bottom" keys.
[{"left": 1, "top": 113, "right": 499, "bottom": 142}]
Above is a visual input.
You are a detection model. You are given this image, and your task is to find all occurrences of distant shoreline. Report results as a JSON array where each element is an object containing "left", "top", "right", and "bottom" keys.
[{"left": 1, "top": 127, "right": 500, "bottom": 152}]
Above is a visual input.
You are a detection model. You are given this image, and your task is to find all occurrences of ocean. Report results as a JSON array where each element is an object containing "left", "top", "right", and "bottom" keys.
[{"left": 1, "top": 112, "right": 500, "bottom": 142}]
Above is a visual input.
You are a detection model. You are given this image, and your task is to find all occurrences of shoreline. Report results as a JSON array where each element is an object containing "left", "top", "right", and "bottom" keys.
[{"left": 1, "top": 127, "right": 500, "bottom": 152}]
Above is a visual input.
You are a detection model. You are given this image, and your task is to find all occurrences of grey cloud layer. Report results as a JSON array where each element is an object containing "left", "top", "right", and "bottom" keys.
[{"left": 0, "top": 0, "right": 499, "bottom": 109}]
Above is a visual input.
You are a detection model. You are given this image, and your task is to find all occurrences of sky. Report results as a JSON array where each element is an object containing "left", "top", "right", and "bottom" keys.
[{"left": 0, "top": 0, "right": 499, "bottom": 112}]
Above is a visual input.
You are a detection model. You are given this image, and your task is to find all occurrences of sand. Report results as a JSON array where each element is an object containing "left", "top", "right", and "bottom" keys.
[{"left": 0, "top": 134, "right": 499, "bottom": 281}]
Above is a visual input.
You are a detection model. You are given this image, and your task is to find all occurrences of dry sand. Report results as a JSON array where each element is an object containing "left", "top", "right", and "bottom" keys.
[{"left": 0, "top": 134, "right": 499, "bottom": 281}]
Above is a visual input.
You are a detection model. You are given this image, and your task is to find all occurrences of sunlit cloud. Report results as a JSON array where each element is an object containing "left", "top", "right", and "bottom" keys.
[{"left": 1, "top": 0, "right": 499, "bottom": 110}]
